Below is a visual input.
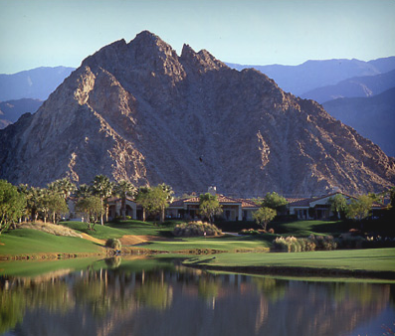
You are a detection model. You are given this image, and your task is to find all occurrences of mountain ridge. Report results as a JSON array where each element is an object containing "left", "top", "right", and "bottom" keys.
[
  {"left": 227, "top": 56, "right": 395, "bottom": 96},
  {"left": 0, "top": 66, "right": 74, "bottom": 101},
  {"left": 323, "top": 87, "right": 395, "bottom": 158},
  {"left": 0, "top": 31, "right": 394, "bottom": 196},
  {"left": 301, "top": 69, "right": 395, "bottom": 103}
]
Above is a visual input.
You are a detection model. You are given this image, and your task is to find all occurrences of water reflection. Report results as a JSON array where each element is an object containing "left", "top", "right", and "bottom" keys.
[{"left": 0, "top": 257, "right": 394, "bottom": 336}]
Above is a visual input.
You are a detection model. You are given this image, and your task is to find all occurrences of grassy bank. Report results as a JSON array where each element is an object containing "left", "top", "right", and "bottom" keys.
[
  {"left": 62, "top": 220, "right": 178, "bottom": 239},
  {"left": 1, "top": 219, "right": 394, "bottom": 280},
  {"left": 0, "top": 229, "right": 105, "bottom": 260},
  {"left": 184, "top": 248, "right": 395, "bottom": 279},
  {"left": 137, "top": 235, "right": 271, "bottom": 253}
]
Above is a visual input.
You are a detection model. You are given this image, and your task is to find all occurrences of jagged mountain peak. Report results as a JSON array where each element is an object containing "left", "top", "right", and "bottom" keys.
[
  {"left": 0, "top": 31, "right": 394, "bottom": 195},
  {"left": 180, "top": 43, "right": 226, "bottom": 71}
]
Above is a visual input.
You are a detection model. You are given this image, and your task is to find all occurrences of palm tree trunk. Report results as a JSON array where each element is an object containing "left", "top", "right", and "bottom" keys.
[
  {"left": 100, "top": 198, "right": 104, "bottom": 226},
  {"left": 122, "top": 197, "right": 126, "bottom": 220},
  {"left": 161, "top": 206, "right": 165, "bottom": 223}
]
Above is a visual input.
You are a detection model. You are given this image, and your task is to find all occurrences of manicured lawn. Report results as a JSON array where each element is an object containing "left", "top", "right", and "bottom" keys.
[
  {"left": 138, "top": 234, "right": 271, "bottom": 253},
  {"left": 0, "top": 229, "right": 103, "bottom": 257},
  {"left": 61, "top": 220, "right": 178, "bottom": 239},
  {"left": 184, "top": 248, "right": 395, "bottom": 273},
  {"left": 271, "top": 220, "right": 348, "bottom": 237}
]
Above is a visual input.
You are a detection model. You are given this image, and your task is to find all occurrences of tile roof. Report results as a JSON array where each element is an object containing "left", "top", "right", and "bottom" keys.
[{"left": 169, "top": 194, "right": 260, "bottom": 209}]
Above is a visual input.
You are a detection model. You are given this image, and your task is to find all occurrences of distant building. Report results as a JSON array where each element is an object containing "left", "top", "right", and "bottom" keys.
[
  {"left": 166, "top": 188, "right": 260, "bottom": 221},
  {"left": 287, "top": 192, "right": 385, "bottom": 220}
]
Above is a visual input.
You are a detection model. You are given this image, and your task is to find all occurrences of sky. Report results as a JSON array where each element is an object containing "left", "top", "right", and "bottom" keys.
[{"left": 0, "top": 0, "right": 395, "bottom": 74}]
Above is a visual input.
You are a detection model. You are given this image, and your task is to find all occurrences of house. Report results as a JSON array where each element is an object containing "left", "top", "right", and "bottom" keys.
[
  {"left": 166, "top": 187, "right": 260, "bottom": 221},
  {"left": 287, "top": 192, "right": 385, "bottom": 220},
  {"left": 287, "top": 192, "right": 354, "bottom": 220},
  {"left": 107, "top": 196, "right": 137, "bottom": 220}
]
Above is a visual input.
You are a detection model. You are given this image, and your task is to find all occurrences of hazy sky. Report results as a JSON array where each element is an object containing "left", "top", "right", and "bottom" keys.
[{"left": 1, "top": 0, "right": 394, "bottom": 74}]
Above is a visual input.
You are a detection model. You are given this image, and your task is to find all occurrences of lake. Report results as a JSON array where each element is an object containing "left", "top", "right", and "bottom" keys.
[{"left": 0, "top": 256, "right": 394, "bottom": 336}]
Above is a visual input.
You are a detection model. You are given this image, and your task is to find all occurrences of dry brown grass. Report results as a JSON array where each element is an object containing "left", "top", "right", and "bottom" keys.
[{"left": 17, "top": 221, "right": 82, "bottom": 238}]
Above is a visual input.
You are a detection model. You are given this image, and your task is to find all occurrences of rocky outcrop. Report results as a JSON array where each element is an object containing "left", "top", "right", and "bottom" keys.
[{"left": 0, "top": 31, "right": 394, "bottom": 196}]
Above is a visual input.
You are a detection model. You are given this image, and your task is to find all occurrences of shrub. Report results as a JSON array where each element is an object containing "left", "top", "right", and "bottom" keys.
[
  {"left": 272, "top": 235, "right": 336, "bottom": 252},
  {"left": 173, "top": 221, "right": 222, "bottom": 237},
  {"left": 239, "top": 228, "right": 259, "bottom": 235},
  {"left": 336, "top": 232, "right": 365, "bottom": 249},
  {"left": 309, "top": 235, "right": 337, "bottom": 251},
  {"left": 105, "top": 238, "right": 122, "bottom": 250}
]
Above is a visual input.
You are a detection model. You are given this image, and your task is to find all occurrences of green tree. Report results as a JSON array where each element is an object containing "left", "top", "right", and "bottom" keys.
[
  {"left": 346, "top": 195, "right": 373, "bottom": 222},
  {"left": 76, "top": 184, "right": 92, "bottom": 199},
  {"left": 135, "top": 186, "right": 151, "bottom": 221},
  {"left": 25, "top": 186, "right": 44, "bottom": 221},
  {"left": 91, "top": 175, "right": 113, "bottom": 225},
  {"left": 253, "top": 207, "right": 277, "bottom": 231},
  {"left": 75, "top": 195, "right": 104, "bottom": 230},
  {"left": 261, "top": 192, "right": 288, "bottom": 213},
  {"left": 48, "top": 177, "right": 76, "bottom": 201},
  {"left": 47, "top": 192, "right": 69, "bottom": 223},
  {"left": 114, "top": 180, "right": 136, "bottom": 220},
  {"left": 147, "top": 185, "right": 171, "bottom": 223},
  {"left": 0, "top": 180, "right": 26, "bottom": 234},
  {"left": 199, "top": 193, "right": 223, "bottom": 223},
  {"left": 329, "top": 194, "right": 348, "bottom": 219},
  {"left": 39, "top": 189, "right": 68, "bottom": 223}
]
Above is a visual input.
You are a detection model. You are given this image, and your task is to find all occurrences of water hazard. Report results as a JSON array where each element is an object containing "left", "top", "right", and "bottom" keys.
[{"left": 0, "top": 256, "right": 394, "bottom": 336}]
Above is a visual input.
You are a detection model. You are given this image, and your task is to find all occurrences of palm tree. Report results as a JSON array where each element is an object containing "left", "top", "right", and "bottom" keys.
[
  {"left": 76, "top": 184, "right": 92, "bottom": 199},
  {"left": 26, "top": 186, "right": 45, "bottom": 221},
  {"left": 51, "top": 177, "right": 76, "bottom": 200},
  {"left": 158, "top": 183, "right": 174, "bottom": 223},
  {"left": 135, "top": 186, "right": 151, "bottom": 222},
  {"left": 91, "top": 175, "right": 113, "bottom": 225},
  {"left": 114, "top": 180, "right": 136, "bottom": 220}
]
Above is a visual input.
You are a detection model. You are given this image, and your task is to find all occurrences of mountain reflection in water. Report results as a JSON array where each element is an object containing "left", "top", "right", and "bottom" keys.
[{"left": 0, "top": 256, "right": 394, "bottom": 336}]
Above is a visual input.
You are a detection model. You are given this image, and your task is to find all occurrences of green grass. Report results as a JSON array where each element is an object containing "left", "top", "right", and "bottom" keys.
[
  {"left": 0, "top": 229, "right": 103, "bottom": 257},
  {"left": 138, "top": 234, "right": 272, "bottom": 252},
  {"left": 271, "top": 220, "right": 347, "bottom": 237},
  {"left": 61, "top": 220, "right": 177, "bottom": 239},
  {"left": 184, "top": 248, "right": 395, "bottom": 273}
]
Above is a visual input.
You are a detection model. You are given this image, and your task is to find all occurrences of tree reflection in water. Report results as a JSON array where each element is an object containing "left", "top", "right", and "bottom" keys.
[{"left": 0, "top": 257, "right": 394, "bottom": 336}]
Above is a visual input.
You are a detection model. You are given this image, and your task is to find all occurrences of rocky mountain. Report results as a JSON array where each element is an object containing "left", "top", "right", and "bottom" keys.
[
  {"left": 0, "top": 31, "right": 394, "bottom": 196},
  {"left": 227, "top": 57, "right": 395, "bottom": 96},
  {"left": 0, "top": 66, "right": 74, "bottom": 101},
  {"left": 0, "top": 98, "right": 43, "bottom": 129},
  {"left": 323, "top": 88, "right": 395, "bottom": 158},
  {"left": 301, "top": 69, "right": 395, "bottom": 103}
]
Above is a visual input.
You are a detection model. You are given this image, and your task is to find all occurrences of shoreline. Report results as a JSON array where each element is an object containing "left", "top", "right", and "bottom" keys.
[
  {"left": 185, "top": 263, "right": 395, "bottom": 281},
  {"left": 2, "top": 248, "right": 395, "bottom": 281}
]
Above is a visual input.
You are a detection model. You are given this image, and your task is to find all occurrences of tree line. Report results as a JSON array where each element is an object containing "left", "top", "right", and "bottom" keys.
[
  {"left": 1, "top": 175, "right": 394, "bottom": 235},
  {"left": 0, "top": 176, "right": 175, "bottom": 234}
]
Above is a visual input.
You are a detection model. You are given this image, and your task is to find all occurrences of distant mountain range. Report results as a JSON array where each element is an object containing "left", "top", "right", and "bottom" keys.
[
  {"left": 0, "top": 98, "right": 42, "bottom": 129},
  {"left": 227, "top": 57, "right": 395, "bottom": 96},
  {"left": 0, "top": 66, "right": 74, "bottom": 101},
  {"left": 301, "top": 69, "right": 395, "bottom": 103},
  {"left": 323, "top": 88, "right": 395, "bottom": 157}
]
